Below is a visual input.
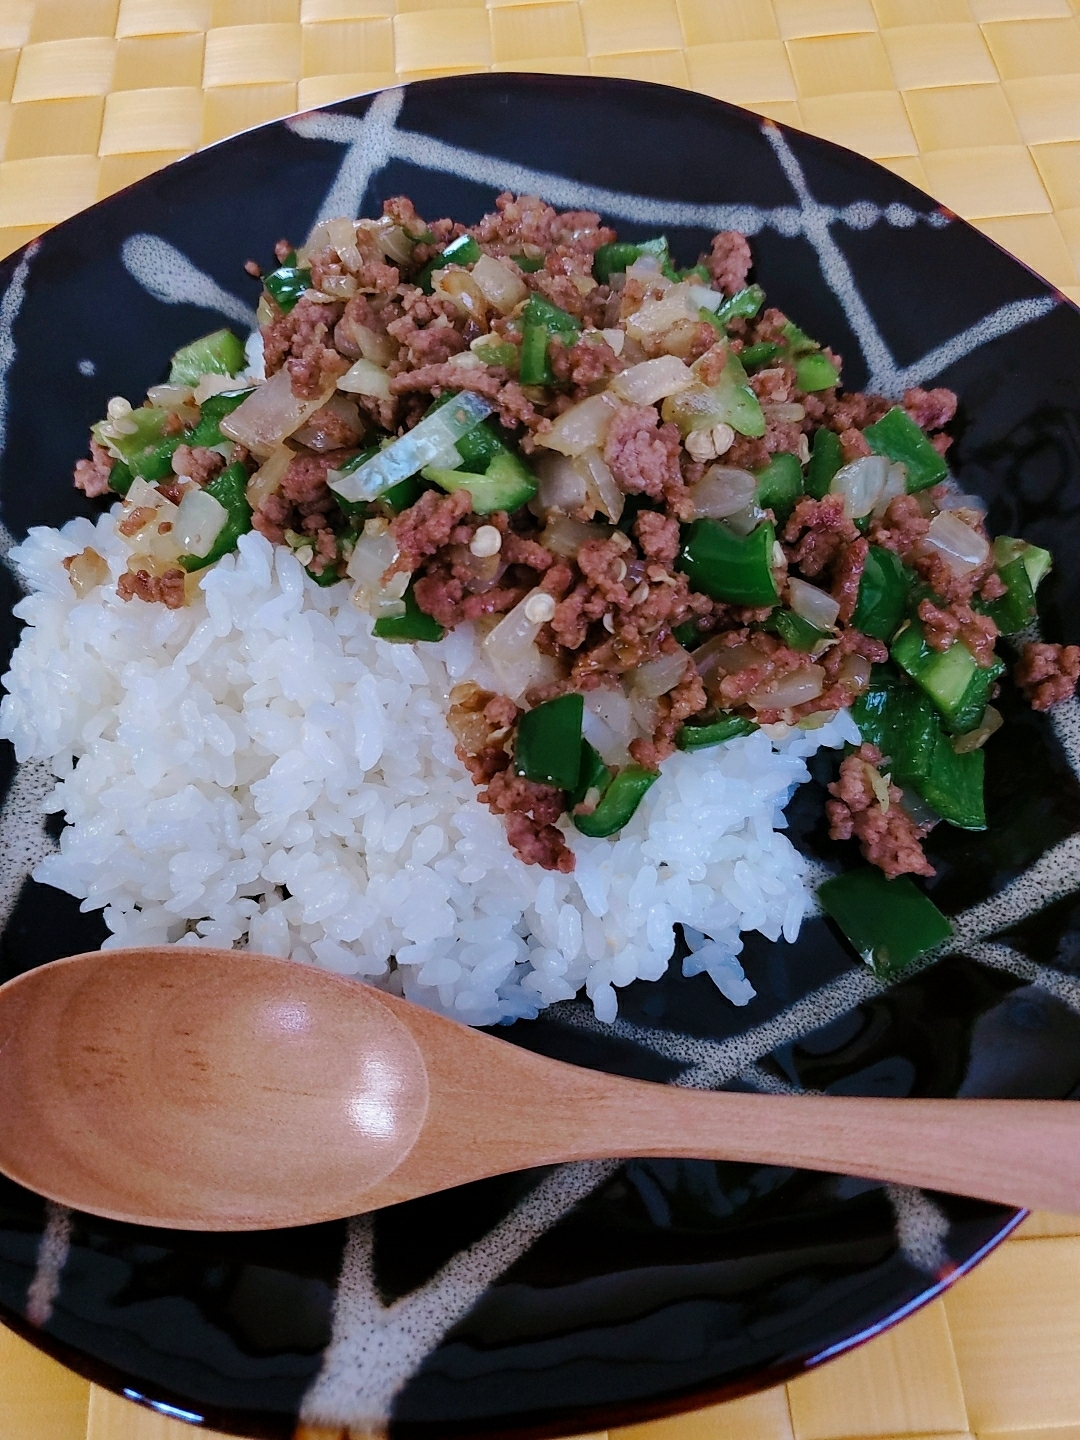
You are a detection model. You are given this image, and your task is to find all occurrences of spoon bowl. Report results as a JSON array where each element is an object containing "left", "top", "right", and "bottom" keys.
[{"left": 0, "top": 947, "right": 1078, "bottom": 1230}]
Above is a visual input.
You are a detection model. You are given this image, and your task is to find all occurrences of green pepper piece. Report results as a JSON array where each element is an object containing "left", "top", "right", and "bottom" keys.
[
  {"left": 510, "top": 254, "right": 545, "bottom": 273},
  {"left": 949, "top": 653, "right": 1005, "bottom": 735},
  {"left": 592, "top": 237, "right": 669, "bottom": 285},
  {"left": 992, "top": 535, "right": 1052, "bottom": 590},
  {"left": 372, "top": 582, "right": 445, "bottom": 642},
  {"left": 186, "top": 387, "right": 256, "bottom": 448},
  {"left": 416, "top": 233, "right": 482, "bottom": 294},
  {"left": 423, "top": 450, "right": 537, "bottom": 515},
  {"left": 986, "top": 556, "right": 1036, "bottom": 635},
  {"left": 573, "top": 763, "right": 659, "bottom": 837},
  {"left": 806, "top": 426, "right": 843, "bottom": 499},
  {"left": 677, "top": 715, "right": 758, "bottom": 751},
  {"left": 672, "top": 619, "right": 704, "bottom": 650},
  {"left": 818, "top": 867, "right": 952, "bottom": 979},
  {"left": 107, "top": 460, "right": 134, "bottom": 497},
  {"left": 680, "top": 264, "right": 711, "bottom": 283},
  {"left": 380, "top": 473, "right": 426, "bottom": 514},
  {"left": 472, "top": 340, "right": 518, "bottom": 369},
  {"left": 264, "top": 265, "right": 311, "bottom": 315},
  {"left": 519, "top": 322, "right": 555, "bottom": 386},
  {"left": 754, "top": 452, "right": 803, "bottom": 520},
  {"left": 891, "top": 621, "right": 1002, "bottom": 733},
  {"left": 714, "top": 350, "right": 765, "bottom": 438},
  {"left": 712, "top": 285, "right": 766, "bottom": 327},
  {"left": 523, "top": 293, "right": 582, "bottom": 335},
  {"left": 95, "top": 405, "right": 182, "bottom": 484},
  {"left": 863, "top": 406, "right": 948, "bottom": 492},
  {"left": 780, "top": 320, "right": 819, "bottom": 356},
  {"left": 168, "top": 328, "right": 246, "bottom": 386},
  {"left": 852, "top": 545, "right": 911, "bottom": 641},
  {"left": 569, "top": 739, "right": 613, "bottom": 809},
  {"left": 919, "top": 734, "right": 986, "bottom": 830},
  {"left": 794, "top": 352, "right": 840, "bottom": 392},
  {"left": 306, "top": 560, "right": 344, "bottom": 587},
  {"left": 738, "top": 341, "right": 784, "bottom": 370},
  {"left": 851, "top": 674, "right": 938, "bottom": 789},
  {"left": 178, "top": 462, "right": 252, "bottom": 571},
  {"left": 766, "top": 608, "right": 829, "bottom": 652},
  {"left": 677, "top": 518, "right": 780, "bottom": 608},
  {"left": 424, "top": 391, "right": 505, "bottom": 473},
  {"left": 515, "top": 693, "right": 584, "bottom": 791}
]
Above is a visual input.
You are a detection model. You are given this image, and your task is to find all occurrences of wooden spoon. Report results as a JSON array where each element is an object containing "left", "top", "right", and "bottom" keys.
[{"left": 0, "top": 946, "right": 1077, "bottom": 1231}]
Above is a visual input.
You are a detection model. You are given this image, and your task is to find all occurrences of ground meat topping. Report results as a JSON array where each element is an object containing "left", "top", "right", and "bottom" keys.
[
  {"left": 73, "top": 439, "right": 115, "bottom": 498},
  {"left": 826, "top": 743, "right": 934, "bottom": 879},
  {"left": 1014, "top": 642, "right": 1080, "bottom": 711},
  {"left": 117, "top": 567, "right": 187, "bottom": 609}
]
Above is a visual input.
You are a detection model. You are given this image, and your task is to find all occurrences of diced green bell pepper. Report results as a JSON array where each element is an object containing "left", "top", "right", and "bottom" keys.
[
  {"left": 919, "top": 734, "right": 986, "bottom": 830},
  {"left": 713, "top": 350, "right": 765, "bottom": 438},
  {"left": 681, "top": 264, "right": 711, "bottom": 283},
  {"left": 711, "top": 285, "right": 766, "bottom": 328},
  {"left": 993, "top": 534, "right": 1052, "bottom": 591},
  {"left": 677, "top": 714, "right": 759, "bottom": 751},
  {"left": 987, "top": 556, "right": 1036, "bottom": 635},
  {"left": 92, "top": 406, "right": 181, "bottom": 483},
  {"left": 794, "top": 352, "right": 840, "bottom": 392},
  {"left": 472, "top": 339, "right": 518, "bottom": 369},
  {"left": 573, "top": 763, "right": 659, "bottom": 837},
  {"left": 264, "top": 265, "right": 311, "bottom": 315},
  {"left": 422, "top": 450, "right": 537, "bottom": 515},
  {"left": 168, "top": 329, "right": 246, "bottom": 387},
  {"left": 766, "top": 608, "right": 829, "bottom": 652},
  {"left": 511, "top": 253, "right": 545, "bottom": 273},
  {"left": 677, "top": 518, "right": 780, "bottom": 608},
  {"left": 863, "top": 406, "right": 948, "bottom": 492},
  {"left": 107, "top": 460, "right": 134, "bottom": 497},
  {"left": 818, "top": 867, "right": 952, "bottom": 979},
  {"left": 780, "top": 320, "right": 819, "bottom": 355},
  {"left": 852, "top": 544, "right": 911, "bottom": 641},
  {"left": 517, "top": 294, "right": 582, "bottom": 386},
  {"left": 178, "top": 462, "right": 252, "bottom": 571},
  {"left": 569, "top": 739, "right": 613, "bottom": 808},
  {"left": 592, "top": 236, "right": 669, "bottom": 285},
  {"left": 738, "top": 341, "right": 784, "bottom": 370},
  {"left": 806, "top": 426, "right": 843, "bottom": 499},
  {"left": 186, "top": 387, "right": 255, "bottom": 448},
  {"left": 672, "top": 620, "right": 704, "bottom": 650},
  {"left": 950, "top": 653, "right": 1005, "bottom": 736},
  {"left": 891, "top": 621, "right": 1003, "bottom": 734},
  {"left": 515, "top": 693, "right": 584, "bottom": 791},
  {"left": 851, "top": 671, "right": 938, "bottom": 788},
  {"left": 416, "top": 233, "right": 481, "bottom": 294},
  {"left": 372, "top": 582, "right": 445, "bottom": 642},
  {"left": 754, "top": 452, "right": 803, "bottom": 520}
]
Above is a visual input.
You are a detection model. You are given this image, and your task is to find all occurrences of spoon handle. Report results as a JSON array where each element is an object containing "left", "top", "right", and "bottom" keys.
[{"left": 538, "top": 1081, "right": 1080, "bottom": 1214}]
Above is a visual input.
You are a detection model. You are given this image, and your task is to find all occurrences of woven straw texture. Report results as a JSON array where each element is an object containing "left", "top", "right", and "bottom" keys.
[{"left": 1, "top": 0, "right": 1080, "bottom": 1436}]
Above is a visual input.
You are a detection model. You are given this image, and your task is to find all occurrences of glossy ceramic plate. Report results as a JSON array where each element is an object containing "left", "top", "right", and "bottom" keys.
[{"left": 1, "top": 73, "right": 1079, "bottom": 1440}]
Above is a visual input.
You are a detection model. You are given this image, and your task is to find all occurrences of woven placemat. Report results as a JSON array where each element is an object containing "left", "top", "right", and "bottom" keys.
[{"left": 1, "top": 2, "right": 1080, "bottom": 1437}]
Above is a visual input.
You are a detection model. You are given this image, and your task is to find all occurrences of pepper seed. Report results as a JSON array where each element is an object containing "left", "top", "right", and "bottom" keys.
[
  {"left": 524, "top": 591, "right": 556, "bottom": 624},
  {"left": 470, "top": 525, "right": 502, "bottom": 558}
]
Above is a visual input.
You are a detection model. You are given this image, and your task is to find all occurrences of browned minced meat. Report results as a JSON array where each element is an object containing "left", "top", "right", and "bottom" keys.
[
  {"left": 291, "top": 400, "right": 365, "bottom": 453},
  {"left": 782, "top": 495, "right": 859, "bottom": 579},
  {"left": 463, "top": 745, "right": 575, "bottom": 873},
  {"left": 630, "top": 666, "right": 708, "bottom": 770},
  {"left": 1014, "top": 642, "right": 1080, "bottom": 711},
  {"left": 705, "top": 231, "right": 752, "bottom": 294},
  {"left": 262, "top": 294, "right": 350, "bottom": 400},
  {"left": 251, "top": 449, "right": 356, "bottom": 548},
  {"left": 388, "top": 488, "right": 473, "bottom": 577},
  {"left": 603, "top": 404, "right": 685, "bottom": 505},
  {"left": 633, "top": 509, "right": 680, "bottom": 566},
  {"left": 832, "top": 536, "right": 868, "bottom": 624},
  {"left": 917, "top": 597, "right": 998, "bottom": 667},
  {"left": 73, "top": 439, "right": 114, "bottom": 497},
  {"left": 171, "top": 444, "right": 225, "bottom": 486},
  {"left": 549, "top": 334, "right": 624, "bottom": 395},
  {"left": 117, "top": 567, "right": 187, "bottom": 609},
  {"left": 826, "top": 743, "right": 935, "bottom": 880},
  {"left": 902, "top": 386, "right": 957, "bottom": 432}
]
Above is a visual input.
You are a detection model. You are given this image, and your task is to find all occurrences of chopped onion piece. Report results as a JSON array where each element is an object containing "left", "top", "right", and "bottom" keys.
[
  {"left": 689, "top": 284, "right": 722, "bottom": 312},
  {"left": 300, "top": 216, "right": 361, "bottom": 271},
  {"left": 432, "top": 268, "right": 487, "bottom": 317},
  {"left": 748, "top": 665, "right": 825, "bottom": 711},
  {"left": 610, "top": 355, "right": 694, "bottom": 405},
  {"left": 924, "top": 510, "right": 990, "bottom": 575},
  {"left": 482, "top": 588, "right": 549, "bottom": 698},
  {"left": 536, "top": 393, "right": 619, "bottom": 457},
  {"left": 631, "top": 649, "right": 690, "bottom": 698},
  {"left": 330, "top": 391, "right": 493, "bottom": 503},
  {"left": 625, "top": 255, "right": 665, "bottom": 280},
  {"left": 174, "top": 487, "right": 227, "bottom": 558},
  {"left": 534, "top": 450, "right": 588, "bottom": 514},
  {"left": 192, "top": 373, "right": 240, "bottom": 406},
  {"left": 147, "top": 382, "right": 194, "bottom": 409},
  {"left": 936, "top": 486, "right": 988, "bottom": 517},
  {"left": 337, "top": 357, "right": 392, "bottom": 400},
  {"left": 245, "top": 444, "right": 292, "bottom": 510},
  {"left": 788, "top": 577, "right": 840, "bottom": 630},
  {"left": 624, "top": 283, "right": 697, "bottom": 341},
  {"left": 689, "top": 465, "right": 757, "bottom": 519},
  {"left": 600, "top": 327, "right": 625, "bottom": 356},
  {"left": 540, "top": 514, "right": 611, "bottom": 557},
  {"left": 871, "top": 460, "right": 908, "bottom": 518},
  {"left": 724, "top": 502, "right": 767, "bottom": 537},
  {"left": 470, "top": 254, "right": 528, "bottom": 314},
  {"left": 952, "top": 704, "right": 1003, "bottom": 754},
  {"left": 829, "top": 454, "right": 890, "bottom": 519},
  {"left": 346, "top": 518, "right": 406, "bottom": 618},
  {"left": 357, "top": 217, "right": 413, "bottom": 265},
  {"left": 220, "top": 367, "right": 336, "bottom": 457},
  {"left": 577, "top": 446, "right": 624, "bottom": 523}
]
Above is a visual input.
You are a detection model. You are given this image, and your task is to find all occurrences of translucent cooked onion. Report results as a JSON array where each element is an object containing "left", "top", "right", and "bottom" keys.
[
  {"left": 576, "top": 446, "right": 624, "bottom": 523},
  {"left": 871, "top": 460, "right": 908, "bottom": 518},
  {"left": 220, "top": 368, "right": 336, "bottom": 457},
  {"left": 346, "top": 519, "right": 407, "bottom": 617},
  {"left": 432, "top": 267, "right": 487, "bottom": 318},
  {"left": 300, "top": 216, "right": 362, "bottom": 272},
  {"left": 924, "top": 510, "right": 990, "bottom": 575},
  {"left": 689, "top": 465, "right": 757, "bottom": 519},
  {"left": 147, "top": 382, "right": 194, "bottom": 410},
  {"left": 535, "top": 450, "right": 588, "bottom": 514},
  {"left": 625, "top": 255, "right": 665, "bottom": 280},
  {"left": 245, "top": 444, "right": 292, "bottom": 510},
  {"left": 337, "top": 356, "right": 392, "bottom": 400},
  {"left": 357, "top": 217, "right": 413, "bottom": 265},
  {"left": 470, "top": 254, "right": 528, "bottom": 314},
  {"left": 724, "top": 502, "right": 767, "bottom": 537},
  {"left": 174, "top": 487, "right": 227, "bottom": 558},
  {"left": 952, "top": 704, "right": 1003, "bottom": 754},
  {"left": 631, "top": 649, "right": 690, "bottom": 698},
  {"left": 689, "top": 284, "right": 722, "bottom": 312},
  {"left": 838, "top": 652, "right": 872, "bottom": 693},
  {"left": 536, "top": 393, "right": 619, "bottom": 457},
  {"left": 936, "top": 487, "right": 988, "bottom": 518},
  {"left": 482, "top": 588, "right": 550, "bottom": 698},
  {"left": 610, "top": 355, "right": 694, "bottom": 405},
  {"left": 330, "top": 391, "right": 492, "bottom": 503},
  {"left": 540, "top": 514, "right": 611, "bottom": 557},
  {"left": 624, "top": 283, "right": 696, "bottom": 341},
  {"left": 788, "top": 576, "right": 840, "bottom": 630},
  {"left": 747, "top": 665, "right": 825, "bottom": 711},
  {"left": 829, "top": 454, "right": 890, "bottom": 519},
  {"left": 762, "top": 402, "right": 805, "bottom": 423}
]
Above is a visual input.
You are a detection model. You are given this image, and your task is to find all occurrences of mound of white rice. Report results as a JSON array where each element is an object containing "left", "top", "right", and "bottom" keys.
[{"left": 0, "top": 512, "right": 858, "bottom": 1025}]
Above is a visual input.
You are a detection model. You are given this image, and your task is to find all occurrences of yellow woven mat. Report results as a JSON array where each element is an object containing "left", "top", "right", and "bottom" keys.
[{"left": 2, "top": 1, "right": 1080, "bottom": 1437}]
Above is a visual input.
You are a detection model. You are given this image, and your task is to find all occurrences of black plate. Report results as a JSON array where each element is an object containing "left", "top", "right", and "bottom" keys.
[{"left": 1, "top": 74, "right": 1079, "bottom": 1440}]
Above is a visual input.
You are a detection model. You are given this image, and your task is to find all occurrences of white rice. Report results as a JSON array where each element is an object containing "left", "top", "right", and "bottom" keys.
[{"left": 0, "top": 511, "right": 858, "bottom": 1026}]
